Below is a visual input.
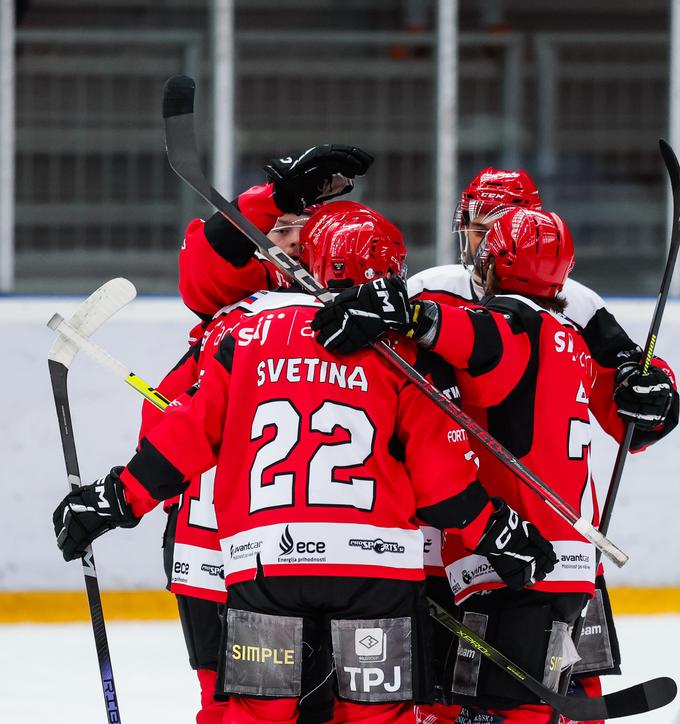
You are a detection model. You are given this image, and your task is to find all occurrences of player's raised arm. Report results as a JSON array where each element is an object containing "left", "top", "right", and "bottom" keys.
[{"left": 179, "top": 144, "right": 373, "bottom": 318}]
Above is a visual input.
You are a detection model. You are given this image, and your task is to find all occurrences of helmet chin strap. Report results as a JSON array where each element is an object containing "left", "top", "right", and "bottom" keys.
[{"left": 469, "top": 269, "right": 485, "bottom": 299}]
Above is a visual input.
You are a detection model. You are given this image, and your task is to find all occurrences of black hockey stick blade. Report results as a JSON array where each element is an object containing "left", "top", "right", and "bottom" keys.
[
  {"left": 600, "top": 676, "right": 677, "bottom": 720},
  {"left": 428, "top": 599, "right": 677, "bottom": 719}
]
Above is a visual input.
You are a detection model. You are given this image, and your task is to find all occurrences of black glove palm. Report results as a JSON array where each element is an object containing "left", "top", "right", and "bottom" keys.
[
  {"left": 264, "top": 144, "right": 373, "bottom": 214},
  {"left": 312, "top": 276, "right": 413, "bottom": 354},
  {"left": 474, "top": 498, "right": 557, "bottom": 590},
  {"left": 614, "top": 361, "right": 674, "bottom": 431},
  {"left": 53, "top": 467, "right": 139, "bottom": 561}
]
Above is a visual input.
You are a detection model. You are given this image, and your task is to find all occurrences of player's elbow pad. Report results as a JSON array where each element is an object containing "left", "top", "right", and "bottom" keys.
[{"left": 203, "top": 209, "right": 257, "bottom": 267}]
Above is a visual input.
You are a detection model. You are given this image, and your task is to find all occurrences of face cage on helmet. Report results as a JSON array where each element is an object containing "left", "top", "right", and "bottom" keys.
[{"left": 452, "top": 202, "right": 514, "bottom": 272}]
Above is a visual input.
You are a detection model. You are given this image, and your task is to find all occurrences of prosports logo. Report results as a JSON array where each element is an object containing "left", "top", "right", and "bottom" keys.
[
  {"left": 201, "top": 563, "right": 224, "bottom": 578},
  {"left": 348, "top": 538, "right": 405, "bottom": 554}
]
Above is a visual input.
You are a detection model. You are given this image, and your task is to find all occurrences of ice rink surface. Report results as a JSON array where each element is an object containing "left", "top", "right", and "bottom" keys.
[{"left": 1, "top": 615, "right": 679, "bottom": 723}]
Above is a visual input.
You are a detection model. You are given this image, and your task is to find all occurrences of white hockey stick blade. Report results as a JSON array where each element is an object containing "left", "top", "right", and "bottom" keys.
[{"left": 47, "top": 278, "right": 137, "bottom": 369}]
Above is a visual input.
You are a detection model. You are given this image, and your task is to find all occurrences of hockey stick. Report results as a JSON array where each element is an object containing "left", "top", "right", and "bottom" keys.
[
  {"left": 47, "top": 277, "right": 137, "bottom": 724},
  {"left": 428, "top": 599, "right": 676, "bottom": 720},
  {"left": 161, "top": 74, "right": 627, "bottom": 569},
  {"left": 549, "top": 139, "right": 680, "bottom": 722},
  {"left": 601, "top": 139, "right": 680, "bottom": 538},
  {"left": 46, "top": 311, "right": 677, "bottom": 721}
]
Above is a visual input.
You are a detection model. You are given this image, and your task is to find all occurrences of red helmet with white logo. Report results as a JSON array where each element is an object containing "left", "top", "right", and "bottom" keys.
[
  {"left": 455, "top": 168, "right": 542, "bottom": 269},
  {"left": 300, "top": 200, "right": 406, "bottom": 287},
  {"left": 460, "top": 167, "right": 542, "bottom": 221},
  {"left": 476, "top": 207, "right": 575, "bottom": 298}
]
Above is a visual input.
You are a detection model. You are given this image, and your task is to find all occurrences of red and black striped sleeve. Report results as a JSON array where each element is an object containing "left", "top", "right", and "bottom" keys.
[
  {"left": 429, "top": 300, "right": 532, "bottom": 408},
  {"left": 178, "top": 183, "right": 283, "bottom": 319},
  {"left": 120, "top": 335, "right": 235, "bottom": 518}
]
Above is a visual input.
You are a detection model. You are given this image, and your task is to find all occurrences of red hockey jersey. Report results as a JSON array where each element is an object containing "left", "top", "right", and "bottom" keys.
[
  {"left": 122, "top": 292, "right": 491, "bottom": 585},
  {"left": 178, "top": 184, "right": 287, "bottom": 318},
  {"left": 138, "top": 296, "right": 270, "bottom": 601},
  {"left": 429, "top": 294, "right": 626, "bottom": 602}
]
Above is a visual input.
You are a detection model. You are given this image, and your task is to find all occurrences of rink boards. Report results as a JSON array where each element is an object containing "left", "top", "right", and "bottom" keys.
[{"left": 2, "top": 295, "right": 679, "bottom": 617}]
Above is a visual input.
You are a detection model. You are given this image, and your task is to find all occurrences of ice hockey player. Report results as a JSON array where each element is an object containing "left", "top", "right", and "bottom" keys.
[
  {"left": 311, "top": 206, "right": 676, "bottom": 723},
  {"left": 138, "top": 144, "right": 374, "bottom": 724},
  {"left": 412, "top": 167, "right": 677, "bottom": 453},
  {"left": 53, "top": 200, "right": 557, "bottom": 724}
]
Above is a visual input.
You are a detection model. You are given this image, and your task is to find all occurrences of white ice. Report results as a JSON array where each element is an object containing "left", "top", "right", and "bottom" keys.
[{"left": 0, "top": 616, "right": 678, "bottom": 723}]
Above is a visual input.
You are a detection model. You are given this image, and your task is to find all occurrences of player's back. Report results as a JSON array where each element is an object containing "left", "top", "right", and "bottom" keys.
[
  {"left": 212, "top": 291, "right": 477, "bottom": 585},
  {"left": 442, "top": 294, "right": 600, "bottom": 601}
]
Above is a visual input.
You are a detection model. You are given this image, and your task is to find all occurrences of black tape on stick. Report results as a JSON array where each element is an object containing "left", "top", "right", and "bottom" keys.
[{"left": 162, "top": 75, "right": 195, "bottom": 119}]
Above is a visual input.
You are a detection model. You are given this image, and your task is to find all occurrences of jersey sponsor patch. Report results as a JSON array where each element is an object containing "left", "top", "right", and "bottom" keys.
[
  {"left": 446, "top": 541, "right": 596, "bottom": 602},
  {"left": 221, "top": 608, "right": 303, "bottom": 697},
  {"left": 573, "top": 588, "right": 615, "bottom": 675},
  {"left": 331, "top": 616, "right": 413, "bottom": 702},
  {"left": 452, "top": 611, "right": 488, "bottom": 697},
  {"left": 420, "top": 526, "right": 443, "bottom": 570},
  {"left": 171, "top": 542, "right": 225, "bottom": 594}
]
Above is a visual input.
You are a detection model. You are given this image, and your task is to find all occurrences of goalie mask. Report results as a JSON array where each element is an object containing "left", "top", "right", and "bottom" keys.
[
  {"left": 474, "top": 207, "right": 575, "bottom": 299},
  {"left": 300, "top": 200, "right": 406, "bottom": 288},
  {"left": 455, "top": 167, "right": 542, "bottom": 270}
]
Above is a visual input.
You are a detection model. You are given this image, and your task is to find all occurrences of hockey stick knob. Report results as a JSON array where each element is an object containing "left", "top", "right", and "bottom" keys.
[{"left": 163, "top": 75, "right": 195, "bottom": 119}]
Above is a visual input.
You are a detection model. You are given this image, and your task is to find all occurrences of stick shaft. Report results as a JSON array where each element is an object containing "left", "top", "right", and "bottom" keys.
[{"left": 49, "top": 360, "right": 122, "bottom": 723}]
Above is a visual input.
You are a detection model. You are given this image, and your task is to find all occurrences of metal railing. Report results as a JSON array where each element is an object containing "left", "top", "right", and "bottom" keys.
[
  {"left": 15, "top": 29, "right": 203, "bottom": 292},
  {"left": 11, "top": 28, "right": 670, "bottom": 294}
]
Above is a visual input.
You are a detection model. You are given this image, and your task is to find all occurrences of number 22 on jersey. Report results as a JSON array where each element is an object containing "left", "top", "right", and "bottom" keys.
[{"left": 249, "top": 399, "right": 377, "bottom": 513}]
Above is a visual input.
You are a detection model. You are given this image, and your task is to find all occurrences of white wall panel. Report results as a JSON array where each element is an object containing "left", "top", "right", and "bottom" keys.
[{"left": 1, "top": 295, "right": 678, "bottom": 590}]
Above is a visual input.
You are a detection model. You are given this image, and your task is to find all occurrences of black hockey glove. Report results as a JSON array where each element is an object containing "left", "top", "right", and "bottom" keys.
[
  {"left": 474, "top": 498, "right": 557, "bottom": 590},
  {"left": 53, "top": 467, "right": 140, "bottom": 561},
  {"left": 312, "top": 276, "right": 439, "bottom": 354},
  {"left": 263, "top": 144, "right": 374, "bottom": 214},
  {"left": 312, "top": 276, "right": 411, "bottom": 353},
  {"left": 614, "top": 360, "right": 674, "bottom": 431}
]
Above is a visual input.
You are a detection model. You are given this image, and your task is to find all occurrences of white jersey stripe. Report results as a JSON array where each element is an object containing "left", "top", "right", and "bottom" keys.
[{"left": 221, "top": 522, "right": 424, "bottom": 582}]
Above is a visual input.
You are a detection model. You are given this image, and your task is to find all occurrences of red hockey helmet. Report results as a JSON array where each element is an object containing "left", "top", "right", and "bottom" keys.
[
  {"left": 475, "top": 207, "right": 575, "bottom": 298},
  {"left": 300, "top": 200, "right": 406, "bottom": 287},
  {"left": 455, "top": 168, "right": 542, "bottom": 269},
  {"left": 459, "top": 167, "right": 542, "bottom": 221}
]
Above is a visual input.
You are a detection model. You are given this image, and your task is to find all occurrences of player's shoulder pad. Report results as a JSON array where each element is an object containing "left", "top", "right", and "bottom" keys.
[
  {"left": 212, "top": 290, "right": 272, "bottom": 320},
  {"left": 562, "top": 277, "right": 606, "bottom": 328},
  {"left": 239, "top": 289, "right": 322, "bottom": 316},
  {"left": 407, "top": 264, "right": 474, "bottom": 301},
  {"left": 485, "top": 293, "right": 577, "bottom": 334}
]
